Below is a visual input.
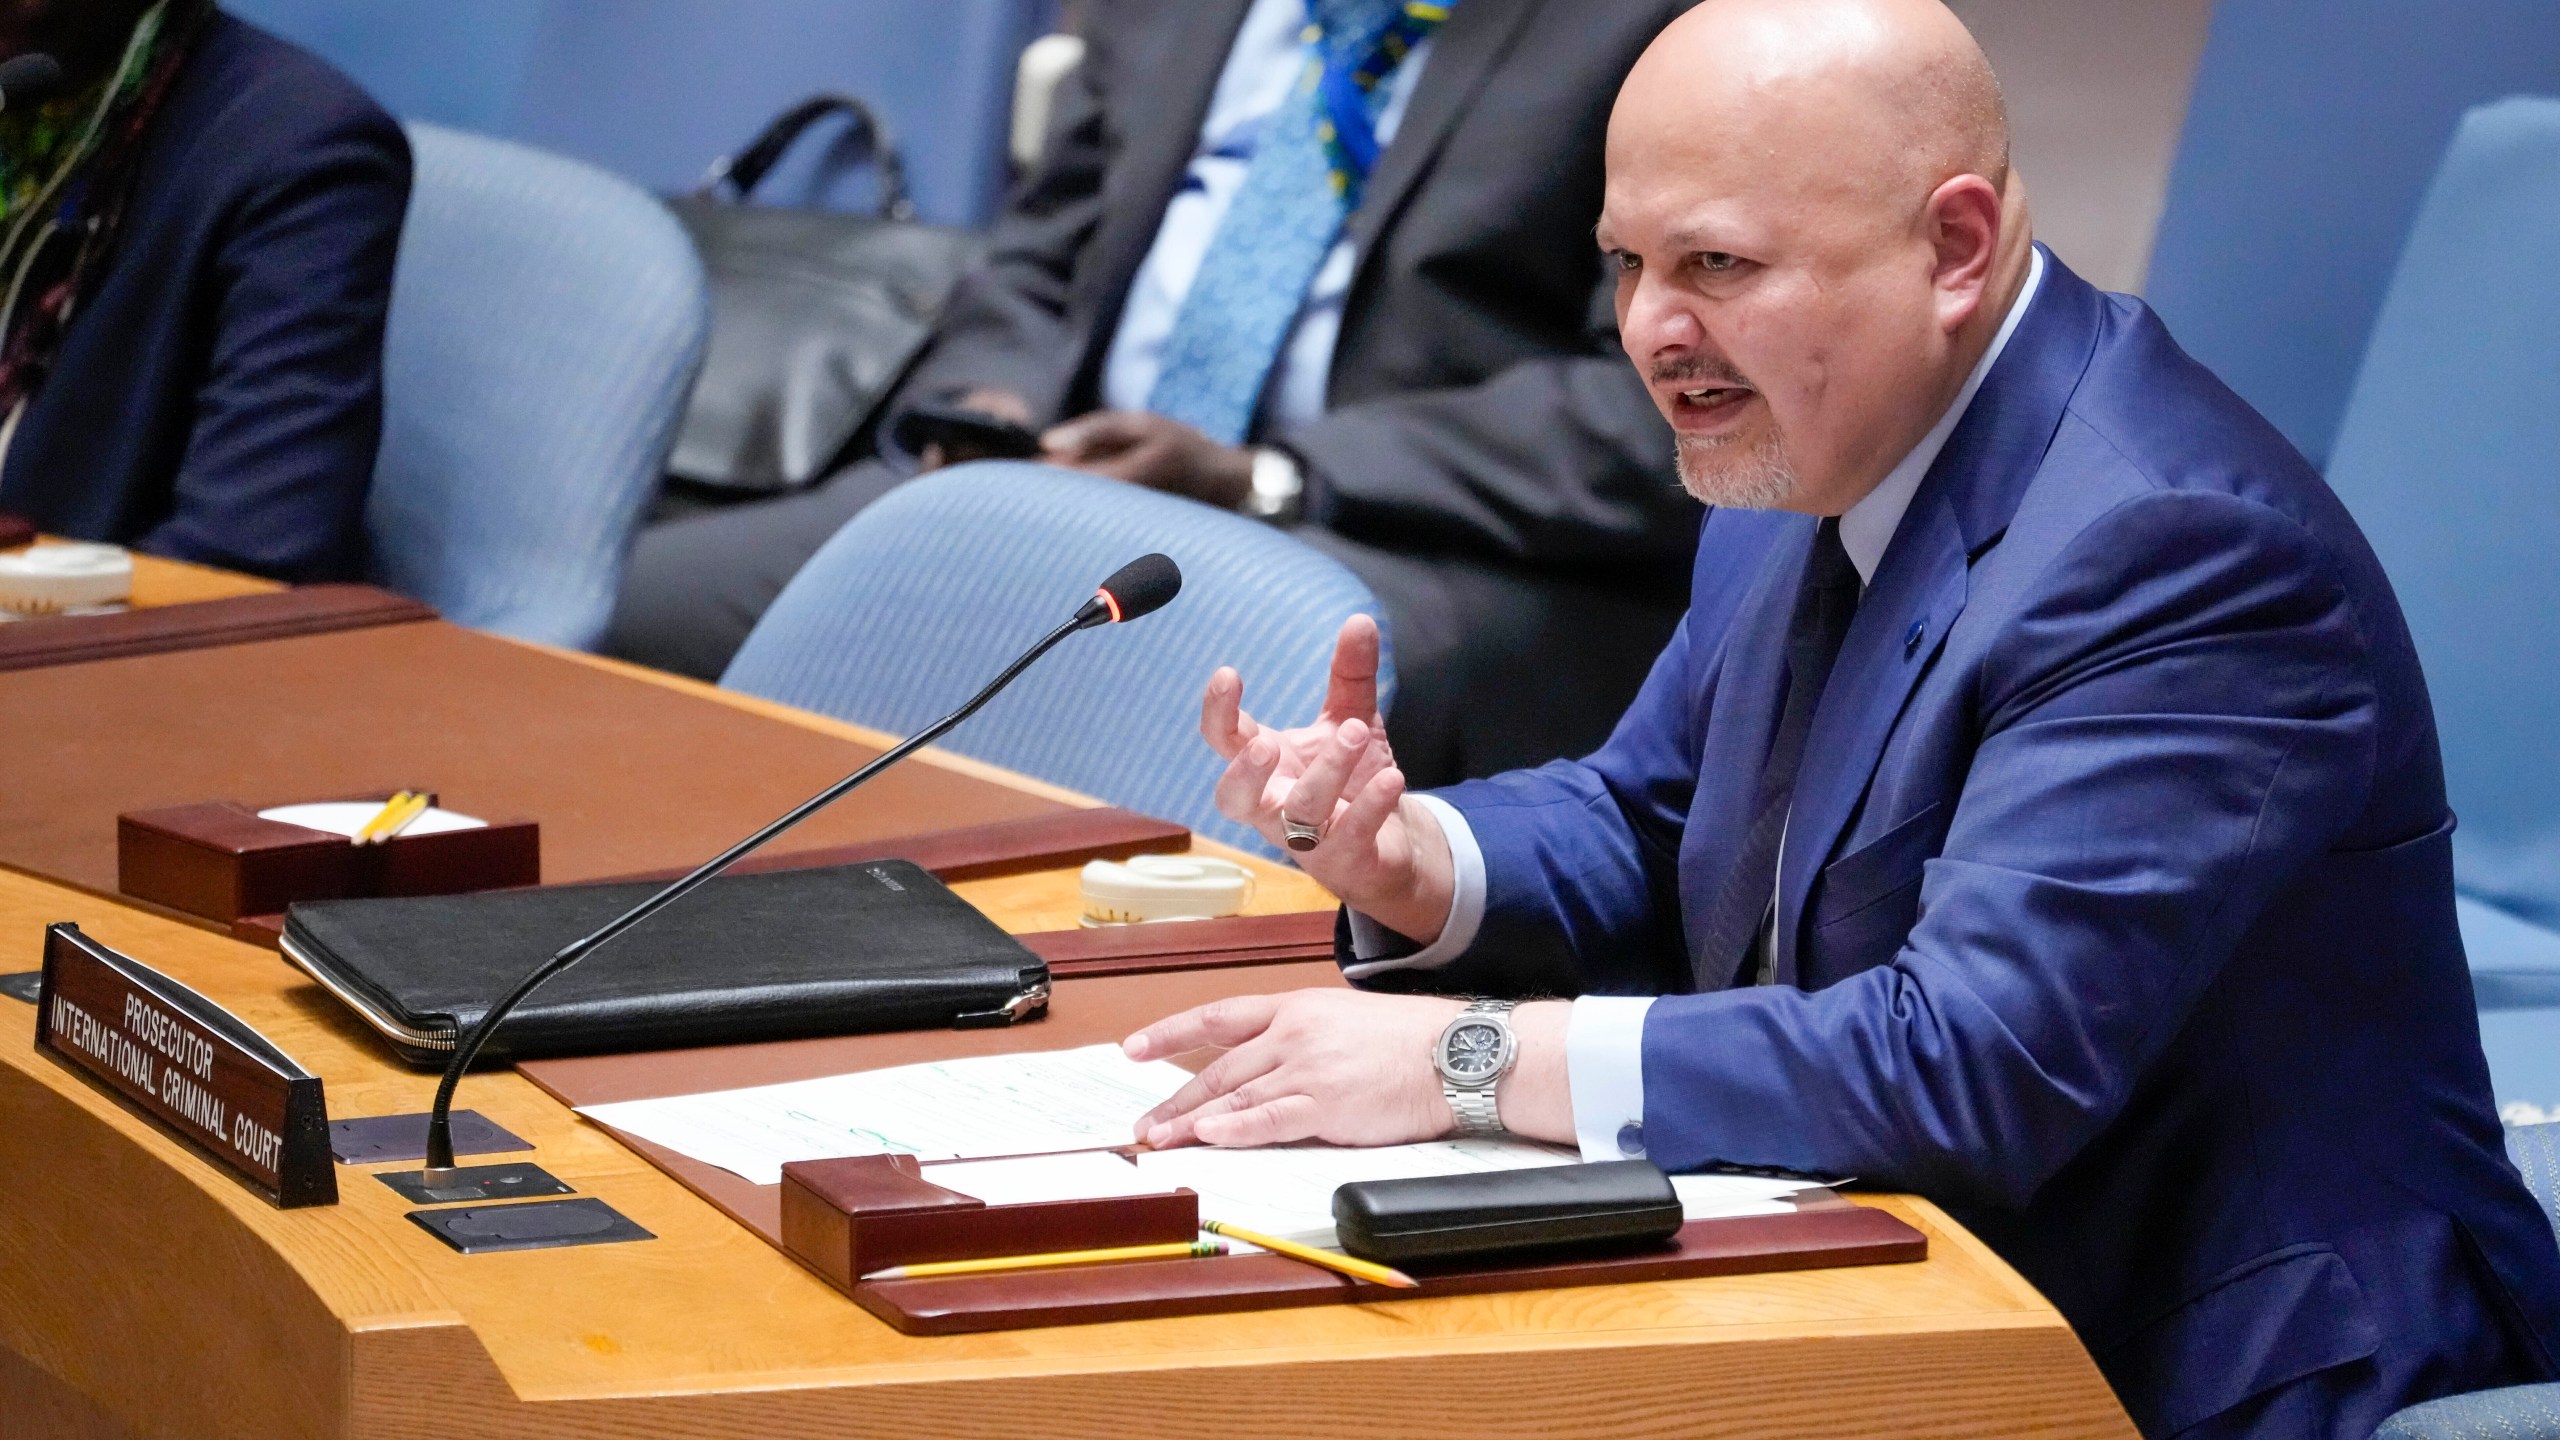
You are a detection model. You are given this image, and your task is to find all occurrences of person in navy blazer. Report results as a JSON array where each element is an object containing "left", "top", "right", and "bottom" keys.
[
  {"left": 1122, "top": 1, "right": 2560, "bottom": 1434},
  {"left": 0, "top": 5, "right": 409, "bottom": 582}
]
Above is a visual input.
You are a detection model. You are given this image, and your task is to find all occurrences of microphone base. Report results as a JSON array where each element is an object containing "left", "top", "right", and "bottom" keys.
[{"left": 376, "top": 1161, "right": 571, "bottom": 1206}]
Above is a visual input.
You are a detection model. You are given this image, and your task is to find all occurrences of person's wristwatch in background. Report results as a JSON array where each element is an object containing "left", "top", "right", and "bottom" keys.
[
  {"left": 1242, "top": 446, "right": 1305, "bottom": 525},
  {"left": 1435, "top": 998, "right": 1518, "bottom": 1136}
]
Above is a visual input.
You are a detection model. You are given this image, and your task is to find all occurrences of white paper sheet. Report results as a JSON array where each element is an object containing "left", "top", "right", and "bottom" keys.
[
  {"left": 575, "top": 1044, "right": 1193, "bottom": 1185},
  {"left": 921, "top": 1151, "right": 1175, "bottom": 1207},
  {"left": 1668, "top": 1172, "right": 1828, "bottom": 1220},
  {"left": 1133, "top": 1138, "right": 1582, "bottom": 1248},
  {"left": 1132, "top": 1145, "right": 1834, "bottom": 1249},
  {"left": 258, "top": 801, "right": 487, "bottom": 838}
]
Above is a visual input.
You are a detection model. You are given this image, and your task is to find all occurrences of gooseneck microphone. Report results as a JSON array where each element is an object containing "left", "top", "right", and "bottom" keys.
[
  {"left": 0, "top": 54, "right": 67, "bottom": 112},
  {"left": 417, "top": 554, "right": 1183, "bottom": 1180}
]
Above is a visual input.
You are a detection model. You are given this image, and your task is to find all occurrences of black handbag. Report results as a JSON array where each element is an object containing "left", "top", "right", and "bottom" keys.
[{"left": 664, "top": 96, "right": 990, "bottom": 494}]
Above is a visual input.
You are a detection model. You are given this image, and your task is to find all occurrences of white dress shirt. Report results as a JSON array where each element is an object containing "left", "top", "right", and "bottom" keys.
[
  {"left": 1099, "top": 0, "right": 1432, "bottom": 432},
  {"left": 1350, "top": 248, "right": 2048, "bottom": 1160}
]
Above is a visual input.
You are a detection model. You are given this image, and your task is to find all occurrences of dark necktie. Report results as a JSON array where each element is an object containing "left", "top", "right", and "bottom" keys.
[{"left": 1693, "top": 518, "right": 1863, "bottom": 987}]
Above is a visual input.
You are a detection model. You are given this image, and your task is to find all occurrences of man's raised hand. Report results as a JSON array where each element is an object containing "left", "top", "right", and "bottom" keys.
[{"left": 1202, "top": 615, "right": 1455, "bottom": 944}]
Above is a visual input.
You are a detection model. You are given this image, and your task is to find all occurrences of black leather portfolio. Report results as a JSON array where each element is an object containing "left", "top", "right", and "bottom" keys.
[
  {"left": 279, "top": 861, "right": 1050, "bottom": 1068},
  {"left": 1332, "top": 1159, "right": 1686, "bottom": 1266}
]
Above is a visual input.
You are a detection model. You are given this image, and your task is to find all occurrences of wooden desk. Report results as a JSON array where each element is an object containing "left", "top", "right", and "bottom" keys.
[
  {"left": 125, "top": 552, "right": 280, "bottom": 609},
  {"left": 0, "top": 566, "right": 2135, "bottom": 1439}
]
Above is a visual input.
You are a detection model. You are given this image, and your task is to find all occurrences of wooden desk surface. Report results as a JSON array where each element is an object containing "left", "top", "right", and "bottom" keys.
[
  {"left": 126, "top": 552, "right": 281, "bottom": 608},
  {"left": 0, "top": 563, "right": 2134, "bottom": 1439}
]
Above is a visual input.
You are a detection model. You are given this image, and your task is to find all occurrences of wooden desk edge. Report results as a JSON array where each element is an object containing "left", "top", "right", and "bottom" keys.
[
  {"left": 2, "top": 1000, "right": 2127, "bottom": 1440},
  {"left": 330, "top": 1271, "right": 2134, "bottom": 1440}
]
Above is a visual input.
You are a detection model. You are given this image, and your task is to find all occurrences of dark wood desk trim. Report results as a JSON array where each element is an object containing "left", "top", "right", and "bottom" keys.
[{"left": 0, "top": 585, "right": 434, "bottom": 673}]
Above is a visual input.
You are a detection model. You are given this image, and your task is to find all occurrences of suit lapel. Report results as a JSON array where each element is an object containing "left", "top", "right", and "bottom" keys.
[
  {"left": 1344, "top": 0, "right": 1544, "bottom": 265},
  {"left": 1773, "top": 495, "right": 1970, "bottom": 984},
  {"left": 1771, "top": 249, "right": 2104, "bottom": 983},
  {"left": 1685, "top": 512, "right": 1816, "bottom": 990}
]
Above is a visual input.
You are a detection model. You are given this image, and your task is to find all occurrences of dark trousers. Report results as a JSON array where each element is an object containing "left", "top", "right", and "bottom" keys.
[{"left": 602, "top": 464, "right": 1682, "bottom": 787}]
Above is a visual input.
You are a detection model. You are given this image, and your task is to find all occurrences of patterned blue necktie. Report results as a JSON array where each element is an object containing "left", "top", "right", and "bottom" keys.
[{"left": 1145, "top": 0, "right": 1452, "bottom": 445}]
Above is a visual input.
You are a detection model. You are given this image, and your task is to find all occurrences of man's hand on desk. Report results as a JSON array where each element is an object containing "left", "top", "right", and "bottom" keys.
[
  {"left": 1201, "top": 615, "right": 1454, "bottom": 942},
  {"left": 1124, "top": 990, "right": 1575, "bottom": 1148}
]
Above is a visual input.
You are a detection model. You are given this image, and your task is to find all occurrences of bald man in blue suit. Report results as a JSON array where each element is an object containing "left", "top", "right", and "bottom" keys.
[{"left": 1123, "top": 1, "right": 2560, "bottom": 1434}]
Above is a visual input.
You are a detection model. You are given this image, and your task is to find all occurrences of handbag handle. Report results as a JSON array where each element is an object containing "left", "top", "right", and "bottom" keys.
[{"left": 693, "top": 93, "right": 915, "bottom": 221}]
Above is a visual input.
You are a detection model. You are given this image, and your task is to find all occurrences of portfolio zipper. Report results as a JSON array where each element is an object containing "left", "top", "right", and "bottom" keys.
[{"left": 277, "top": 934, "right": 455, "bottom": 1052}]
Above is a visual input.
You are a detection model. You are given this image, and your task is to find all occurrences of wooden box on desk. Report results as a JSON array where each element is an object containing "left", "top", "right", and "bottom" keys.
[
  {"left": 780, "top": 1154, "right": 1198, "bottom": 1295},
  {"left": 116, "top": 797, "right": 540, "bottom": 924}
]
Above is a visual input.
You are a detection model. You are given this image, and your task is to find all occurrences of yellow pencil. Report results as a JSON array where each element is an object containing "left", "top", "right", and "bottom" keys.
[
  {"left": 1201, "top": 1219, "right": 1419, "bottom": 1288},
  {"left": 861, "top": 1239, "right": 1227, "bottom": 1281},
  {"left": 370, "top": 790, "right": 432, "bottom": 844},
  {"left": 350, "top": 791, "right": 419, "bottom": 845}
]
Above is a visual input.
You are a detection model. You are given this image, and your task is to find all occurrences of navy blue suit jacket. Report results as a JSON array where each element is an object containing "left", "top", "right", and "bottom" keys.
[
  {"left": 1396, "top": 256, "right": 2560, "bottom": 1437},
  {"left": 0, "top": 15, "right": 408, "bottom": 581}
]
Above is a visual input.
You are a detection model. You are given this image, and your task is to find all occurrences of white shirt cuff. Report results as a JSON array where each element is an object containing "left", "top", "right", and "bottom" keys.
[
  {"left": 1340, "top": 793, "right": 1485, "bottom": 979},
  {"left": 1567, "top": 994, "right": 1656, "bottom": 1162}
]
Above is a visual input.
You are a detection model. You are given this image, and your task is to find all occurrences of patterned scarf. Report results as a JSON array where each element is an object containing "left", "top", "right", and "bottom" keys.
[{"left": 0, "top": 0, "right": 213, "bottom": 416}]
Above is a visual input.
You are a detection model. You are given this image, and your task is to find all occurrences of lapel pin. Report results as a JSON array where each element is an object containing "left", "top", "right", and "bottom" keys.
[{"left": 1904, "top": 619, "right": 1926, "bottom": 657}]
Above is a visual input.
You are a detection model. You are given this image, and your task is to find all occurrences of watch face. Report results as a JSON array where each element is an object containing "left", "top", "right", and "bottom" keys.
[{"left": 1444, "top": 1021, "right": 1507, "bottom": 1080}]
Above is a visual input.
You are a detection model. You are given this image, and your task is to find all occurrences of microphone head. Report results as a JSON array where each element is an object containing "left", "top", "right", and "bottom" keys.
[
  {"left": 1094, "top": 553, "right": 1181, "bottom": 624},
  {"left": 0, "top": 54, "right": 66, "bottom": 111}
]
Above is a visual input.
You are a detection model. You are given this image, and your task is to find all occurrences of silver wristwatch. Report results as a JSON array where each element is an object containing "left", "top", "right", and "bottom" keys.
[
  {"left": 1242, "top": 446, "right": 1306, "bottom": 524},
  {"left": 1434, "top": 998, "right": 1518, "bottom": 1137}
]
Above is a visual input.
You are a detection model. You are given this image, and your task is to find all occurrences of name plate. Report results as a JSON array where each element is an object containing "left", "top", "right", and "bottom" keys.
[{"left": 34, "top": 923, "right": 336, "bottom": 1208}]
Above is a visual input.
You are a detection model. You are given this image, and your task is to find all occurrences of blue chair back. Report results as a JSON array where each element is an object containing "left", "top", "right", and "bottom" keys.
[
  {"left": 2144, "top": 0, "right": 2560, "bottom": 466},
  {"left": 370, "top": 123, "right": 708, "bottom": 648},
  {"left": 224, "top": 0, "right": 1048, "bottom": 226},
  {"left": 2326, "top": 99, "right": 2560, "bottom": 936},
  {"left": 2515, "top": 1122, "right": 2560, "bottom": 1245},
  {"left": 722, "top": 463, "right": 1396, "bottom": 856},
  {"left": 2321, "top": 99, "right": 2560, "bottom": 1125}
]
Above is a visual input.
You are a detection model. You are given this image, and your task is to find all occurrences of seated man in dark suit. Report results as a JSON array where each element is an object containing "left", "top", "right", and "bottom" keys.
[
  {"left": 1123, "top": 1, "right": 2560, "bottom": 1434},
  {"left": 0, "top": 0, "right": 409, "bottom": 582},
  {"left": 607, "top": 0, "right": 1702, "bottom": 786}
]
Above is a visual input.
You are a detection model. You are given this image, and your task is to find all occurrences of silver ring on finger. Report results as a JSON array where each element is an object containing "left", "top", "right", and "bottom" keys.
[{"left": 1283, "top": 816, "right": 1325, "bottom": 852}]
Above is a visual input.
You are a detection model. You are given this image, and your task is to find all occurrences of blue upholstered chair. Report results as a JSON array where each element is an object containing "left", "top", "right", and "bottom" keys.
[
  {"left": 2144, "top": 0, "right": 2560, "bottom": 466},
  {"left": 721, "top": 463, "right": 1395, "bottom": 856},
  {"left": 368, "top": 123, "right": 709, "bottom": 648},
  {"left": 2321, "top": 98, "right": 2560, "bottom": 1127},
  {"left": 2371, "top": 1122, "right": 2560, "bottom": 1438}
]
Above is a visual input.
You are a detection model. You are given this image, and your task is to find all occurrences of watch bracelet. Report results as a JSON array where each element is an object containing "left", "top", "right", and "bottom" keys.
[{"left": 1441, "top": 997, "right": 1516, "bottom": 1137}]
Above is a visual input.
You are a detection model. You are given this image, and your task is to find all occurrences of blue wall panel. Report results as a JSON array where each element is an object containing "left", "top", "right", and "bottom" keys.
[
  {"left": 221, "top": 0, "right": 1041, "bottom": 227},
  {"left": 219, "top": 0, "right": 547, "bottom": 132},
  {"left": 2145, "top": 0, "right": 2560, "bottom": 467}
]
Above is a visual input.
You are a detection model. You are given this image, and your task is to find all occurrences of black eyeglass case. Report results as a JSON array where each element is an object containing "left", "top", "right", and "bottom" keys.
[{"left": 1331, "top": 1159, "right": 1686, "bottom": 1266}]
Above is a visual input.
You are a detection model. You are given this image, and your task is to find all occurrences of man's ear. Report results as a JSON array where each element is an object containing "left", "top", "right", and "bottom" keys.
[{"left": 1924, "top": 173, "right": 2003, "bottom": 333}]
